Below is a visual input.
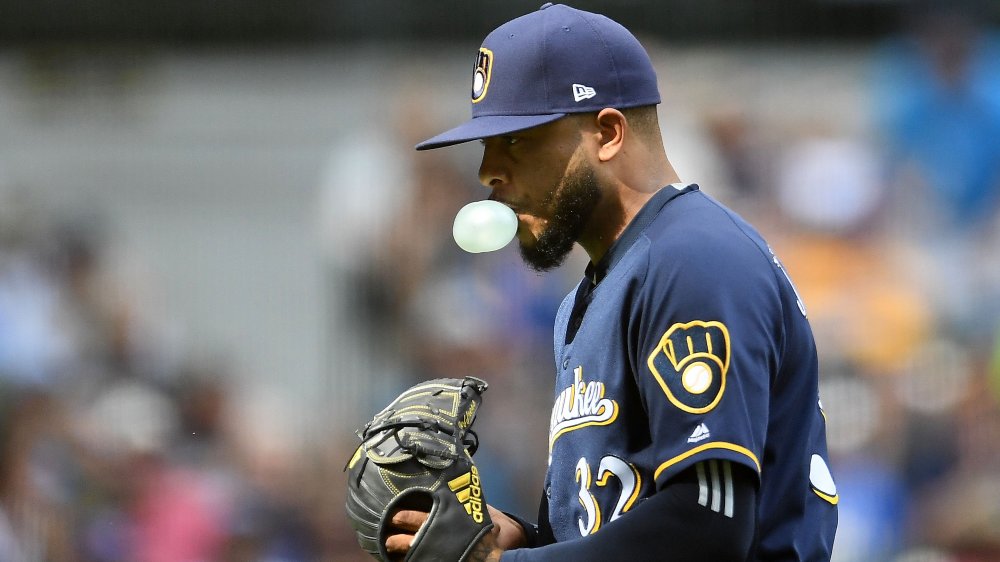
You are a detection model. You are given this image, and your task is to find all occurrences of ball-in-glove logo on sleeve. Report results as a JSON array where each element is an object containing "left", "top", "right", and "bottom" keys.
[
  {"left": 647, "top": 321, "right": 730, "bottom": 414},
  {"left": 345, "top": 376, "right": 494, "bottom": 562}
]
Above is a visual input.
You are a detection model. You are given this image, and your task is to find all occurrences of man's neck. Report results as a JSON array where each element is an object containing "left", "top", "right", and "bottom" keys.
[{"left": 578, "top": 167, "right": 680, "bottom": 265}]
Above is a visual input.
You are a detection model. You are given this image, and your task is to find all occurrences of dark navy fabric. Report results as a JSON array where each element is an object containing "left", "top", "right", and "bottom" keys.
[
  {"left": 505, "top": 184, "right": 838, "bottom": 561},
  {"left": 416, "top": 4, "right": 660, "bottom": 150},
  {"left": 471, "top": 3, "right": 660, "bottom": 117},
  {"left": 506, "top": 462, "right": 758, "bottom": 562}
]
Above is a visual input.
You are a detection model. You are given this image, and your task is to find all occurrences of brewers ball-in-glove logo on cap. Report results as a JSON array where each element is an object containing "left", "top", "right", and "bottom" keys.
[
  {"left": 415, "top": 3, "right": 660, "bottom": 150},
  {"left": 472, "top": 48, "right": 493, "bottom": 103},
  {"left": 647, "top": 321, "right": 730, "bottom": 414}
]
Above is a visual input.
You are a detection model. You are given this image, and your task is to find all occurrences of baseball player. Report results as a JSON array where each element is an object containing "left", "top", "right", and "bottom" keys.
[{"left": 389, "top": 3, "right": 838, "bottom": 561}]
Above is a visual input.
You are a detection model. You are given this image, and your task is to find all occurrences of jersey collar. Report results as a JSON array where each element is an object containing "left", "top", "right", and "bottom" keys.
[{"left": 586, "top": 183, "right": 699, "bottom": 286}]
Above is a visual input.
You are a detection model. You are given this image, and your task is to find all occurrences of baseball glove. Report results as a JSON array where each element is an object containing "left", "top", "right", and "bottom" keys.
[{"left": 345, "top": 376, "right": 494, "bottom": 562}]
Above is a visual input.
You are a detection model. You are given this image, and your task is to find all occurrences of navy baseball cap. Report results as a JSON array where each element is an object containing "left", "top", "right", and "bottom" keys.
[{"left": 416, "top": 3, "right": 660, "bottom": 150}]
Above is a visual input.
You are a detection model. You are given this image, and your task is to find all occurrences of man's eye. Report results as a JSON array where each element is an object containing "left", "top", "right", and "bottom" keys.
[{"left": 480, "top": 136, "right": 519, "bottom": 146}]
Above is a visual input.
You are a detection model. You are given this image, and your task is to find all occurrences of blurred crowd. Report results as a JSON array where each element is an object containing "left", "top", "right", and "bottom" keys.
[
  {"left": 2, "top": 7, "right": 1000, "bottom": 562},
  {"left": 0, "top": 190, "right": 367, "bottom": 560}
]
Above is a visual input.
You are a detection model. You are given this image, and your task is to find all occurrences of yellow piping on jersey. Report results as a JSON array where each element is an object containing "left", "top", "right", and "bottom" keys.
[
  {"left": 654, "top": 442, "right": 761, "bottom": 480},
  {"left": 812, "top": 488, "right": 839, "bottom": 505}
]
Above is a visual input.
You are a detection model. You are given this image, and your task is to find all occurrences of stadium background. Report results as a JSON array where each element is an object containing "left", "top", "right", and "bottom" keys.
[{"left": 1, "top": 1, "right": 999, "bottom": 560}]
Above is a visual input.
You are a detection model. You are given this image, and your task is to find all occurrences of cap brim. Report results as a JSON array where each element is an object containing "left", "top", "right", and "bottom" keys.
[{"left": 415, "top": 113, "right": 567, "bottom": 150}]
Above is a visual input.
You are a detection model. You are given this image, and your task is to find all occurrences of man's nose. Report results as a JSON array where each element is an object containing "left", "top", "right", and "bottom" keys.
[{"left": 477, "top": 142, "right": 508, "bottom": 189}]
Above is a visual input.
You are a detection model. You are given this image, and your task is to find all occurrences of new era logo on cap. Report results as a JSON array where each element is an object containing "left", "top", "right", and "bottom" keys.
[{"left": 572, "top": 84, "right": 596, "bottom": 102}]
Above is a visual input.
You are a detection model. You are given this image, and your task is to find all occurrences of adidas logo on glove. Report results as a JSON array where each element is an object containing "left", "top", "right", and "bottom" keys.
[{"left": 448, "top": 466, "right": 485, "bottom": 523}]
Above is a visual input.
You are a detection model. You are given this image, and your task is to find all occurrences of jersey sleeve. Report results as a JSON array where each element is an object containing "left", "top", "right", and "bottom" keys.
[
  {"left": 500, "top": 461, "right": 757, "bottom": 562},
  {"left": 632, "top": 226, "right": 782, "bottom": 488}
]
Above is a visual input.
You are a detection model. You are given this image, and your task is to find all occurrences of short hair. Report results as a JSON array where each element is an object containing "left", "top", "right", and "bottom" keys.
[
  {"left": 569, "top": 105, "right": 661, "bottom": 146},
  {"left": 620, "top": 105, "right": 661, "bottom": 142}
]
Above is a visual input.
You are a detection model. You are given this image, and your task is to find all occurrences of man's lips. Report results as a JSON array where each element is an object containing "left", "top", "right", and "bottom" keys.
[{"left": 488, "top": 197, "right": 525, "bottom": 216}]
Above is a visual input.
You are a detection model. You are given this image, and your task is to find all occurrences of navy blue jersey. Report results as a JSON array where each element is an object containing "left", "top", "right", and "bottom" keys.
[{"left": 543, "top": 184, "right": 837, "bottom": 560}]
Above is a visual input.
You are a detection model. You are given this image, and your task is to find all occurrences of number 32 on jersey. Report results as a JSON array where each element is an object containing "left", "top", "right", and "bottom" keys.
[{"left": 574, "top": 455, "right": 642, "bottom": 535}]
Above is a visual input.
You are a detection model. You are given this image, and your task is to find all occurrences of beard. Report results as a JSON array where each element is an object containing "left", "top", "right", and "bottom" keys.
[{"left": 519, "top": 163, "right": 602, "bottom": 272}]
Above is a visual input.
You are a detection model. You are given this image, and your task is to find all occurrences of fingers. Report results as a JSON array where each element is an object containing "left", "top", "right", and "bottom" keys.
[
  {"left": 390, "top": 509, "right": 429, "bottom": 532},
  {"left": 384, "top": 509, "right": 429, "bottom": 559},
  {"left": 384, "top": 532, "right": 415, "bottom": 555}
]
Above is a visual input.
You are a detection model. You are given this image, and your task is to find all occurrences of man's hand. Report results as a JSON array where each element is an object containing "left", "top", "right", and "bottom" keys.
[
  {"left": 486, "top": 505, "right": 528, "bottom": 550},
  {"left": 385, "top": 505, "right": 526, "bottom": 561}
]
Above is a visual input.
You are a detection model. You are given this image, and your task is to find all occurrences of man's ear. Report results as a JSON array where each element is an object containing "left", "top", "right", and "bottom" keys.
[{"left": 595, "top": 108, "right": 626, "bottom": 162}]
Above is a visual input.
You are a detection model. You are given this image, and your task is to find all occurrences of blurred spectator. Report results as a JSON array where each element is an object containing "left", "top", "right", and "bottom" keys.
[
  {"left": 702, "top": 107, "right": 775, "bottom": 214},
  {"left": 0, "top": 190, "right": 76, "bottom": 388},
  {"left": 872, "top": 5, "right": 1000, "bottom": 367},
  {"left": 768, "top": 131, "right": 931, "bottom": 377},
  {"left": 830, "top": 451, "right": 908, "bottom": 562},
  {"left": 874, "top": 4, "right": 1000, "bottom": 233},
  {"left": 0, "top": 390, "right": 78, "bottom": 561}
]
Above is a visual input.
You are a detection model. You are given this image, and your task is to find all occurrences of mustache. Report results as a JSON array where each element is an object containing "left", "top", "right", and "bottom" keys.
[{"left": 487, "top": 196, "right": 524, "bottom": 214}]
